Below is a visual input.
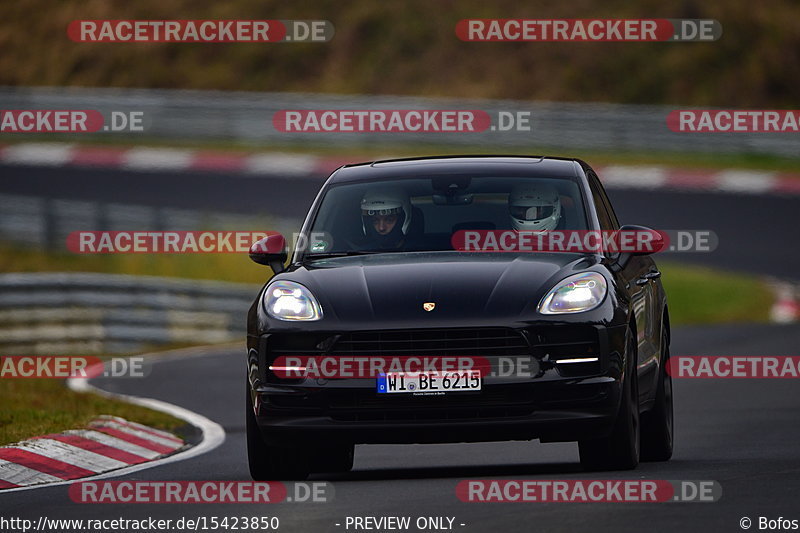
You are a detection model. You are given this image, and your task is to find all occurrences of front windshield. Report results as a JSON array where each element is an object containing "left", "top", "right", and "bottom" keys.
[{"left": 304, "top": 175, "right": 588, "bottom": 256}]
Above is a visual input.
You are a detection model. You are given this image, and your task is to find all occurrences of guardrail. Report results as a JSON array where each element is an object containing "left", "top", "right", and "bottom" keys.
[
  {"left": 0, "top": 192, "right": 300, "bottom": 249},
  {"left": 0, "top": 272, "right": 261, "bottom": 355},
  {"left": 1, "top": 86, "right": 797, "bottom": 156},
  {"left": 0, "top": 192, "right": 290, "bottom": 356}
]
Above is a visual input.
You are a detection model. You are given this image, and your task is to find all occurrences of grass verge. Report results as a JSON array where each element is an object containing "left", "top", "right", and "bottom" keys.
[
  {"left": 0, "top": 242, "right": 270, "bottom": 285},
  {"left": 0, "top": 378, "right": 187, "bottom": 446},
  {"left": 659, "top": 262, "right": 774, "bottom": 326}
]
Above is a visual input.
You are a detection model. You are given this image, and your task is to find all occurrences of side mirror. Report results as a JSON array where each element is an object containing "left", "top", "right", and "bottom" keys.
[
  {"left": 617, "top": 225, "right": 666, "bottom": 256},
  {"left": 249, "top": 233, "right": 287, "bottom": 274},
  {"left": 611, "top": 225, "right": 666, "bottom": 270}
]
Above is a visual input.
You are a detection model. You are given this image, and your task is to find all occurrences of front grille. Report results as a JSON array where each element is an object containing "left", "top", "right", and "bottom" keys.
[
  {"left": 329, "top": 328, "right": 529, "bottom": 357},
  {"left": 264, "top": 326, "right": 603, "bottom": 382}
]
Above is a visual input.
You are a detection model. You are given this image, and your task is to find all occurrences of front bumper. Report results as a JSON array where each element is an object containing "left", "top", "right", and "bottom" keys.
[
  {"left": 247, "top": 323, "right": 628, "bottom": 445},
  {"left": 253, "top": 377, "right": 620, "bottom": 445}
]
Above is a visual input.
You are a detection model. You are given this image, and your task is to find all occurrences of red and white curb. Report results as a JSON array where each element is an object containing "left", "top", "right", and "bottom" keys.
[
  {"left": 769, "top": 281, "right": 800, "bottom": 324},
  {"left": 0, "top": 142, "right": 338, "bottom": 178},
  {"left": 0, "top": 416, "right": 184, "bottom": 490},
  {"left": 596, "top": 165, "right": 800, "bottom": 196},
  {"left": 0, "top": 346, "right": 226, "bottom": 492},
  {"left": 1, "top": 142, "right": 798, "bottom": 196}
]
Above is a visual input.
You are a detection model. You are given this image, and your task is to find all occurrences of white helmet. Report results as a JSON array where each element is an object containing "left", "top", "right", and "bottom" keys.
[
  {"left": 360, "top": 188, "right": 412, "bottom": 235},
  {"left": 509, "top": 183, "right": 561, "bottom": 232}
]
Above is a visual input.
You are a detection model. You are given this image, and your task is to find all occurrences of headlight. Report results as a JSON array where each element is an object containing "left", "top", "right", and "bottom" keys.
[
  {"left": 263, "top": 281, "right": 322, "bottom": 321},
  {"left": 538, "top": 272, "right": 608, "bottom": 314}
]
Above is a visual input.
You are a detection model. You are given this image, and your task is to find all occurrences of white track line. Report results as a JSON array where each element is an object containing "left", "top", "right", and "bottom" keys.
[{"left": 0, "top": 346, "right": 227, "bottom": 493}]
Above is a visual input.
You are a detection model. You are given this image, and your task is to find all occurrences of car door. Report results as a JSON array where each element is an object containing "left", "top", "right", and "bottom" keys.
[{"left": 588, "top": 172, "right": 659, "bottom": 398}]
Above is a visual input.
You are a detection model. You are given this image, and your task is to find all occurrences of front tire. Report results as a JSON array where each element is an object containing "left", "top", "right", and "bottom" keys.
[
  {"left": 640, "top": 326, "right": 674, "bottom": 461},
  {"left": 246, "top": 381, "right": 355, "bottom": 479},
  {"left": 579, "top": 329, "right": 640, "bottom": 471},
  {"left": 246, "top": 383, "right": 309, "bottom": 480}
]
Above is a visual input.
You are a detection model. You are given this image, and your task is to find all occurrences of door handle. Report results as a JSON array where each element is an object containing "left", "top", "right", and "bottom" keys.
[{"left": 636, "top": 270, "right": 661, "bottom": 286}]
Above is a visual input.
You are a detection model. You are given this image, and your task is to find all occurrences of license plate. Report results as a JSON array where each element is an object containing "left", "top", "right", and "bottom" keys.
[{"left": 377, "top": 371, "right": 481, "bottom": 394}]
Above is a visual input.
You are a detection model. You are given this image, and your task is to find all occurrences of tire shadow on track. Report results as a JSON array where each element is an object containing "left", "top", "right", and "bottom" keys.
[{"left": 313, "top": 461, "right": 583, "bottom": 482}]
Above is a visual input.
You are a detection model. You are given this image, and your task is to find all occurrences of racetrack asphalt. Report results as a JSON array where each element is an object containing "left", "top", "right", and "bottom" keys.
[{"left": 1, "top": 322, "right": 799, "bottom": 532}]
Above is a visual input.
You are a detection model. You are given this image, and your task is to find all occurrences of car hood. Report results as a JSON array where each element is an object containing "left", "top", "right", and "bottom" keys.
[{"left": 274, "top": 252, "right": 600, "bottom": 327}]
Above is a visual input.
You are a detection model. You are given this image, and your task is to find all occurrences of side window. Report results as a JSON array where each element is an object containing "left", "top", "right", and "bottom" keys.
[
  {"left": 588, "top": 174, "right": 615, "bottom": 231},
  {"left": 591, "top": 172, "right": 621, "bottom": 229}
]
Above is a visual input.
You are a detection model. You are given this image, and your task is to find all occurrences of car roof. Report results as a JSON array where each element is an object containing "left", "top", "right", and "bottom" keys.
[{"left": 327, "top": 155, "right": 589, "bottom": 183}]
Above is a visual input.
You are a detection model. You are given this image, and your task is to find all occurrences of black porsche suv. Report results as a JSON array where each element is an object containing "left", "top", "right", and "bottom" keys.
[{"left": 245, "top": 156, "right": 673, "bottom": 479}]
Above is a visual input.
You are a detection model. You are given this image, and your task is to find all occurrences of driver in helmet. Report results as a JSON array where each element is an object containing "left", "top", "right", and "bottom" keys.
[
  {"left": 360, "top": 188, "right": 412, "bottom": 249},
  {"left": 508, "top": 183, "right": 562, "bottom": 232}
]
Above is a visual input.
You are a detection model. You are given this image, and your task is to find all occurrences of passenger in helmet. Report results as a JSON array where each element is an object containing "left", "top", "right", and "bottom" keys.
[
  {"left": 360, "top": 188, "right": 412, "bottom": 249},
  {"left": 508, "top": 183, "right": 561, "bottom": 232}
]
